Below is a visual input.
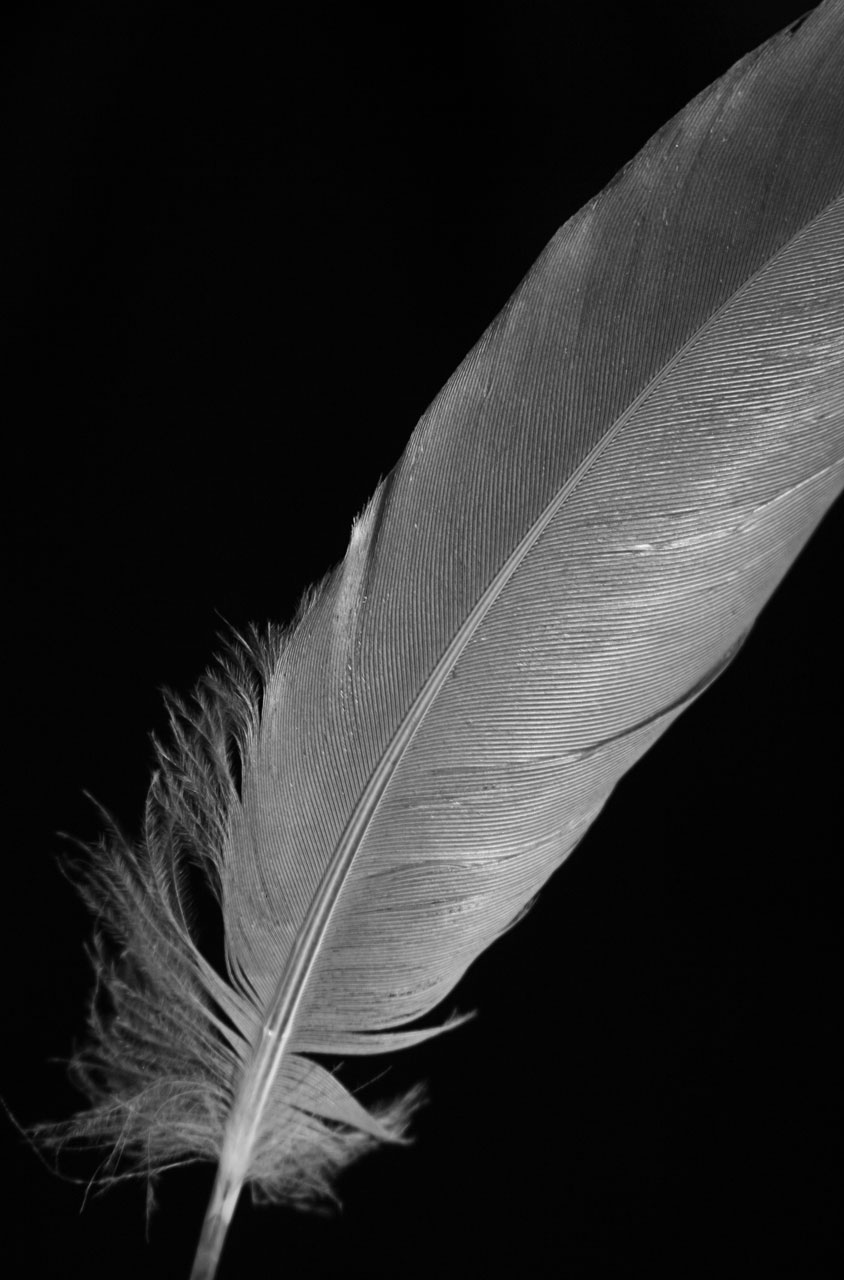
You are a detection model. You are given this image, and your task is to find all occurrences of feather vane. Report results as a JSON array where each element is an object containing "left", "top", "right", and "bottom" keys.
[{"left": 40, "top": 6, "right": 844, "bottom": 1277}]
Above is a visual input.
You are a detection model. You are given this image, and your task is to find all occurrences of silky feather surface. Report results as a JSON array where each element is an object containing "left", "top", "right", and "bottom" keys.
[{"left": 43, "top": 4, "right": 844, "bottom": 1275}]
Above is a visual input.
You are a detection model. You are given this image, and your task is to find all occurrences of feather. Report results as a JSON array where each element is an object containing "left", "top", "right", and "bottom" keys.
[{"left": 38, "top": 5, "right": 844, "bottom": 1277}]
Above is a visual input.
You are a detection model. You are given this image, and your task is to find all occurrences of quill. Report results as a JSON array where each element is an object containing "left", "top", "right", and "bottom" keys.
[{"left": 37, "top": 5, "right": 844, "bottom": 1278}]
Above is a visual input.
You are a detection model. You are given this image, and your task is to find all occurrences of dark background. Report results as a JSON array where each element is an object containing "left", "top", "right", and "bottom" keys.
[{"left": 3, "top": 2, "right": 840, "bottom": 1276}]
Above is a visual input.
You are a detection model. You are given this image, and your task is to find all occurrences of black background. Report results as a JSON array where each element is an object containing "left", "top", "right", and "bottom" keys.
[{"left": 3, "top": 2, "right": 840, "bottom": 1276}]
